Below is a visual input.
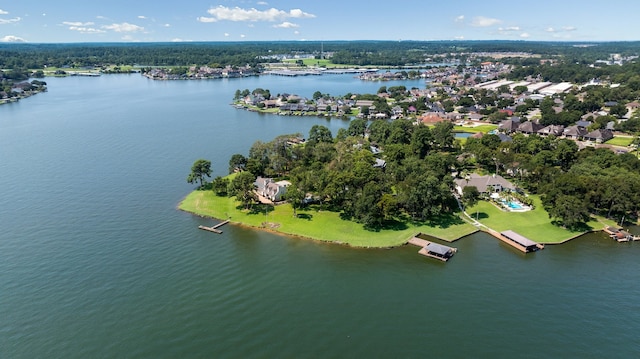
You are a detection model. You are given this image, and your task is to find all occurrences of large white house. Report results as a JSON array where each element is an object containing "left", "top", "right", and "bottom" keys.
[{"left": 254, "top": 177, "right": 291, "bottom": 202}]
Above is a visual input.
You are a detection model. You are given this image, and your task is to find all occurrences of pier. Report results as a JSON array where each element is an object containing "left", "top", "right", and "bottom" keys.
[
  {"left": 408, "top": 234, "right": 457, "bottom": 262},
  {"left": 492, "top": 230, "right": 544, "bottom": 253},
  {"left": 198, "top": 219, "right": 230, "bottom": 234}
]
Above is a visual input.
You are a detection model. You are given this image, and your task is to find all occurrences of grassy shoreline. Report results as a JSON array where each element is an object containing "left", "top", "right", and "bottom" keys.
[
  {"left": 178, "top": 190, "right": 477, "bottom": 248},
  {"left": 465, "top": 195, "right": 616, "bottom": 244},
  {"left": 179, "top": 190, "right": 620, "bottom": 247}
]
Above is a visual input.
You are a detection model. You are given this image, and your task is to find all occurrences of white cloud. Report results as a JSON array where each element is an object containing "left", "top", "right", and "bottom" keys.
[
  {"left": 102, "top": 22, "right": 144, "bottom": 33},
  {"left": 257, "top": 1, "right": 268, "bottom": 5},
  {"left": 224, "top": 32, "right": 229, "bottom": 37},
  {"left": 172, "top": 38, "right": 192, "bottom": 42},
  {"left": 240, "top": 34, "right": 246, "bottom": 38},
  {"left": 0, "top": 9, "right": 8, "bottom": 15},
  {"left": 121, "top": 35, "right": 138, "bottom": 42},
  {"left": 0, "top": 17, "right": 21, "bottom": 24},
  {"left": 62, "top": 21, "right": 95, "bottom": 27},
  {"left": 164, "top": 23, "right": 171, "bottom": 27},
  {"left": 96, "top": 15, "right": 108, "bottom": 20},
  {"left": 199, "top": 6, "right": 315, "bottom": 23},
  {"left": 1, "top": 35, "right": 26, "bottom": 42},
  {"left": 520, "top": 33, "right": 530, "bottom": 38},
  {"left": 563, "top": 26, "right": 577, "bottom": 32},
  {"left": 62, "top": 21, "right": 106, "bottom": 34},
  {"left": 546, "top": 27, "right": 555, "bottom": 32},
  {"left": 68, "top": 26, "right": 106, "bottom": 34},
  {"left": 273, "top": 21, "right": 299, "bottom": 28},
  {"left": 498, "top": 26, "right": 520, "bottom": 32},
  {"left": 294, "top": 30, "right": 299, "bottom": 35},
  {"left": 138, "top": 15, "right": 147, "bottom": 19},
  {"left": 454, "top": 15, "right": 464, "bottom": 23},
  {"left": 471, "top": 16, "right": 501, "bottom": 27},
  {"left": 454, "top": 36, "right": 465, "bottom": 40}
]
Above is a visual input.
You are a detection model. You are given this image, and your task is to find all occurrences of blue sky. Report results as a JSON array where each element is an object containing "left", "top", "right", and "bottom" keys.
[{"left": 1, "top": 0, "right": 638, "bottom": 43}]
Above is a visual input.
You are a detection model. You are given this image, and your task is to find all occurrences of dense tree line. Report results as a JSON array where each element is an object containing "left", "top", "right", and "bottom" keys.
[{"left": 2, "top": 40, "right": 639, "bottom": 70}]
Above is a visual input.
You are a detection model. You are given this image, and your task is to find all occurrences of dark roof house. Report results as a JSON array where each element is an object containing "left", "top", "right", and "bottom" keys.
[
  {"left": 563, "top": 125, "right": 588, "bottom": 139},
  {"left": 584, "top": 129, "right": 613, "bottom": 143},
  {"left": 517, "top": 120, "right": 544, "bottom": 134}
]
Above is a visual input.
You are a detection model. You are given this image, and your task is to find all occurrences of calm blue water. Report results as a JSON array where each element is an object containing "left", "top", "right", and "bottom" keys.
[{"left": 1, "top": 74, "right": 639, "bottom": 358}]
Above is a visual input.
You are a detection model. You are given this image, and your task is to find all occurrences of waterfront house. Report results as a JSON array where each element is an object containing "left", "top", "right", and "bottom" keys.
[
  {"left": 454, "top": 173, "right": 516, "bottom": 196},
  {"left": 254, "top": 177, "right": 291, "bottom": 202}
]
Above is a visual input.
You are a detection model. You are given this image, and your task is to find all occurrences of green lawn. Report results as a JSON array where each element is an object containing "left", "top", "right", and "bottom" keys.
[
  {"left": 453, "top": 124, "right": 498, "bottom": 134},
  {"left": 466, "top": 195, "right": 610, "bottom": 243},
  {"left": 179, "top": 190, "right": 477, "bottom": 247},
  {"left": 605, "top": 136, "right": 635, "bottom": 147}
]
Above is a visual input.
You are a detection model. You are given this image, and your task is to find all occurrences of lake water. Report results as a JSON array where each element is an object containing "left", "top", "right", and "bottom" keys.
[{"left": 1, "top": 74, "right": 639, "bottom": 358}]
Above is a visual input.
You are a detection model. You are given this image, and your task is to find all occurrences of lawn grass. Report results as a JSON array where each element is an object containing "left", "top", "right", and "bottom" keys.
[
  {"left": 179, "top": 190, "right": 477, "bottom": 247},
  {"left": 605, "top": 136, "right": 635, "bottom": 147},
  {"left": 453, "top": 124, "right": 498, "bottom": 133},
  {"left": 466, "top": 195, "right": 610, "bottom": 243}
]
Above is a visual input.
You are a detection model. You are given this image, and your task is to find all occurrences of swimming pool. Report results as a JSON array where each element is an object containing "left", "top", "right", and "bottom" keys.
[{"left": 501, "top": 199, "right": 525, "bottom": 210}]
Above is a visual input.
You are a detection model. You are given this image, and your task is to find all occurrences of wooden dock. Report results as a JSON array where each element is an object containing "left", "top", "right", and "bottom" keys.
[
  {"left": 408, "top": 235, "right": 457, "bottom": 262},
  {"left": 486, "top": 229, "right": 544, "bottom": 253},
  {"left": 198, "top": 219, "right": 230, "bottom": 234}
]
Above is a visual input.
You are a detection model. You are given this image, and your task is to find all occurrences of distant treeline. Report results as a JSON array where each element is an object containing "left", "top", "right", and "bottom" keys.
[{"left": 2, "top": 40, "right": 640, "bottom": 69}]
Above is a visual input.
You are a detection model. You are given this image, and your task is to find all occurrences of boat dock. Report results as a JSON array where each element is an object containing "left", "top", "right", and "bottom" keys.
[
  {"left": 603, "top": 226, "right": 639, "bottom": 242},
  {"left": 198, "top": 219, "right": 230, "bottom": 234},
  {"left": 487, "top": 229, "right": 544, "bottom": 253},
  {"left": 408, "top": 234, "right": 457, "bottom": 262}
]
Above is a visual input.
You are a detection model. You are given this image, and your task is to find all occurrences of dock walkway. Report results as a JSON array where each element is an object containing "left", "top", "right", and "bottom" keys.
[{"left": 198, "top": 219, "right": 230, "bottom": 234}]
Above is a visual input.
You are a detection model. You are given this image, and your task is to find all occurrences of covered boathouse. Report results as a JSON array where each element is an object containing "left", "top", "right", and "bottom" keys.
[
  {"left": 408, "top": 235, "right": 457, "bottom": 261},
  {"left": 500, "top": 230, "right": 544, "bottom": 253},
  {"left": 418, "top": 242, "right": 457, "bottom": 261}
]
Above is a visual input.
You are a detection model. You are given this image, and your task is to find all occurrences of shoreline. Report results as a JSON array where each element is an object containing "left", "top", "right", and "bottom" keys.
[
  {"left": 177, "top": 190, "right": 622, "bottom": 249},
  {"left": 177, "top": 190, "right": 478, "bottom": 248},
  {"left": 178, "top": 205, "right": 400, "bottom": 249}
]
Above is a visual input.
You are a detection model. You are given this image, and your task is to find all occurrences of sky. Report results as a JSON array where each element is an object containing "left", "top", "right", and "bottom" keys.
[{"left": 1, "top": 0, "right": 639, "bottom": 43}]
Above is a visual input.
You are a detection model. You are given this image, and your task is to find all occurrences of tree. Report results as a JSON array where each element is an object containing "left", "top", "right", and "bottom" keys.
[
  {"left": 547, "top": 195, "right": 590, "bottom": 230},
  {"left": 432, "top": 121, "right": 455, "bottom": 151},
  {"left": 308, "top": 125, "right": 333, "bottom": 144},
  {"left": 348, "top": 118, "right": 367, "bottom": 137},
  {"left": 284, "top": 185, "right": 305, "bottom": 217},
  {"left": 462, "top": 186, "right": 480, "bottom": 209},
  {"left": 187, "top": 159, "right": 212, "bottom": 188},
  {"left": 228, "top": 154, "right": 247, "bottom": 174},
  {"left": 228, "top": 171, "right": 257, "bottom": 209},
  {"left": 211, "top": 176, "right": 230, "bottom": 196},
  {"left": 410, "top": 124, "right": 433, "bottom": 159}
]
